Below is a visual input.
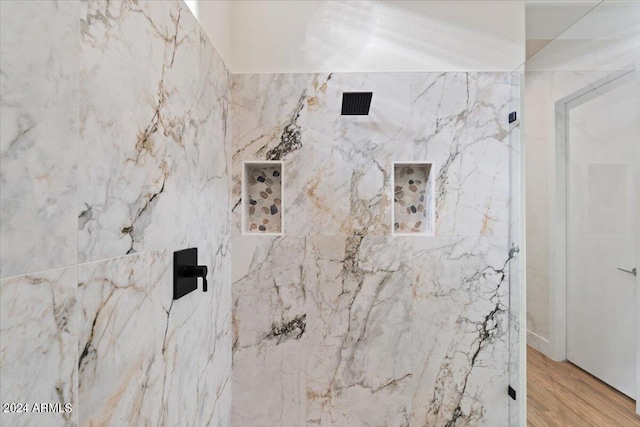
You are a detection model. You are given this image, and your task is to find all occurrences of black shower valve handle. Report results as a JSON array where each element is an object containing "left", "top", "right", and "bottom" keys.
[
  {"left": 181, "top": 265, "right": 208, "bottom": 292},
  {"left": 173, "top": 248, "right": 209, "bottom": 300}
]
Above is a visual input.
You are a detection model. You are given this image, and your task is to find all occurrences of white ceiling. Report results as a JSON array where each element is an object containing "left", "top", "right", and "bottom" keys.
[{"left": 187, "top": 0, "right": 626, "bottom": 71}]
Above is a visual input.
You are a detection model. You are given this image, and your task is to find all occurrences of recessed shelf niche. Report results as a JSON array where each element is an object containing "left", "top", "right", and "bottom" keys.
[
  {"left": 243, "top": 161, "right": 283, "bottom": 234},
  {"left": 392, "top": 162, "right": 434, "bottom": 235}
]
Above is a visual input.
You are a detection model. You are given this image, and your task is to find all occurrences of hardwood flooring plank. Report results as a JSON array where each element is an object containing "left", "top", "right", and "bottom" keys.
[{"left": 528, "top": 346, "right": 640, "bottom": 426}]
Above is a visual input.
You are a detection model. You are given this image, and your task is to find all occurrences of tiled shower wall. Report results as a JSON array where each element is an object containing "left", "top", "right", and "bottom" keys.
[
  {"left": 1, "top": 3, "right": 519, "bottom": 426},
  {"left": 0, "top": 1, "right": 232, "bottom": 426},
  {"left": 231, "top": 73, "right": 516, "bottom": 425}
]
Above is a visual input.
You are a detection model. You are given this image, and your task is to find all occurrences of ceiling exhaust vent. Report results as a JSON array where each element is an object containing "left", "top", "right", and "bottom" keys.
[{"left": 341, "top": 92, "right": 373, "bottom": 115}]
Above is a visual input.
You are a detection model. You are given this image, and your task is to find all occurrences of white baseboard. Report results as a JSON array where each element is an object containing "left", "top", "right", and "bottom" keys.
[{"left": 527, "top": 329, "right": 553, "bottom": 357}]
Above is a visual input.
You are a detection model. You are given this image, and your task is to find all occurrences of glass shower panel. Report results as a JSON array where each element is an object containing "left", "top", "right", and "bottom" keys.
[
  {"left": 522, "top": 1, "right": 640, "bottom": 424},
  {"left": 508, "top": 65, "right": 525, "bottom": 427}
]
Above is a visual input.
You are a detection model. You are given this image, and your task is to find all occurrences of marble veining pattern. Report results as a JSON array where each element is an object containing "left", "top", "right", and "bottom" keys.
[
  {"left": 410, "top": 73, "right": 511, "bottom": 238},
  {"left": 232, "top": 235, "right": 513, "bottom": 426},
  {"left": 197, "top": 24, "right": 233, "bottom": 241},
  {"left": 78, "top": 0, "right": 227, "bottom": 262},
  {"left": 232, "top": 237, "right": 307, "bottom": 426},
  {"left": 1, "top": 1, "right": 232, "bottom": 426},
  {"left": 0, "top": 267, "right": 78, "bottom": 427},
  {"left": 2, "top": 1, "right": 517, "bottom": 424},
  {"left": 232, "top": 72, "right": 510, "bottom": 238},
  {"left": 78, "top": 239, "right": 231, "bottom": 426},
  {"left": 304, "top": 73, "right": 413, "bottom": 236},
  {"left": 305, "top": 236, "right": 413, "bottom": 426},
  {"left": 0, "top": 0, "right": 80, "bottom": 278},
  {"left": 231, "top": 72, "right": 514, "bottom": 426},
  {"left": 410, "top": 237, "right": 512, "bottom": 426},
  {"left": 231, "top": 73, "right": 310, "bottom": 236}
]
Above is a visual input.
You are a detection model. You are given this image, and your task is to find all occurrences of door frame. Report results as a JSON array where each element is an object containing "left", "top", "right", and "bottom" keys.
[{"left": 551, "top": 67, "right": 638, "bottom": 410}]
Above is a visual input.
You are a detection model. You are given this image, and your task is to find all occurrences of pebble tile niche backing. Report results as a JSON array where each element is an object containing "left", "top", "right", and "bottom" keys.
[
  {"left": 393, "top": 163, "right": 433, "bottom": 234},
  {"left": 244, "top": 162, "right": 283, "bottom": 233}
]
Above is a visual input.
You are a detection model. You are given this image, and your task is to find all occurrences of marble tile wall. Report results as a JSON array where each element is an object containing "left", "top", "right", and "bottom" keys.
[
  {"left": 231, "top": 72, "right": 517, "bottom": 426},
  {"left": 232, "top": 237, "right": 307, "bottom": 426},
  {"left": 411, "top": 237, "right": 512, "bottom": 426},
  {"left": 0, "top": 267, "right": 78, "bottom": 427},
  {"left": 231, "top": 73, "right": 309, "bottom": 236},
  {"left": 0, "top": 0, "right": 79, "bottom": 279},
  {"left": 77, "top": 238, "right": 231, "bottom": 427},
  {"left": 1, "top": 1, "right": 232, "bottom": 426},
  {"left": 1, "top": 2, "right": 520, "bottom": 425},
  {"left": 305, "top": 236, "right": 414, "bottom": 426}
]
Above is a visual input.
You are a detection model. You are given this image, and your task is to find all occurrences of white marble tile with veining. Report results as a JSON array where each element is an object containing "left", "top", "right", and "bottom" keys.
[
  {"left": 0, "top": 0, "right": 79, "bottom": 278},
  {"left": 77, "top": 250, "right": 166, "bottom": 426},
  {"left": 305, "top": 236, "right": 413, "bottom": 426},
  {"left": 78, "top": 0, "right": 211, "bottom": 262},
  {"left": 410, "top": 73, "right": 511, "bottom": 238},
  {"left": 231, "top": 72, "right": 510, "bottom": 239},
  {"left": 230, "top": 71, "right": 515, "bottom": 427},
  {"left": 164, "top": 237, "right": 233, "bottom": 427},
  {"left": 232, "top": 236, "right": 307, "bottom": 426},
  {"left": 304, "top": 73, "right": 415, "bottom": 236},
  {"left": 196, "top": 28, "right": 233, "bottom": 241},
  {"left": 78, "top": 238, "right": 231, "bottom": 427},
  {"left": 205, "top": 235, "right": 234, "bottom": 427},
  {"left": 410, "top": 237, "right": 511, "bottom": 427},
  {"left": 2, "top": 1, "right": 233, "bottom": 426},
  {"left": 0, "top": 267, "right": 78, "bottom": 427},
  {"left": 231, "top": 74, "right": 311, "bottom": 236}
]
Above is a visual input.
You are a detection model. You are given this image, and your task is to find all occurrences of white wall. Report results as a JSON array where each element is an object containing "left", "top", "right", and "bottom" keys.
[{"left": 225, "top": 0, "right": 525, "bottom": 73}]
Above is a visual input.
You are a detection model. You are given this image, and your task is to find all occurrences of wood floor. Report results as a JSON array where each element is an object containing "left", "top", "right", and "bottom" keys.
[{"left": 528, "top": 346, "right": 640, "bottom": 426}]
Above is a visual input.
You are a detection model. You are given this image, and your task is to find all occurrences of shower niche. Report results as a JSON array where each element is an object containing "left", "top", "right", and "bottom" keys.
[
  {"left": 392, "top": 162, "right": 434, "bottom": 235},
  {"left": 242, "top": 161, "right": 283, "bottom": 234}
]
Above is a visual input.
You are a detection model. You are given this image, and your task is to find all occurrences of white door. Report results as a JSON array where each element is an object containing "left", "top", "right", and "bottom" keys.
[{"left": 566, "top": 71, "right": 638, "bottom": 399}]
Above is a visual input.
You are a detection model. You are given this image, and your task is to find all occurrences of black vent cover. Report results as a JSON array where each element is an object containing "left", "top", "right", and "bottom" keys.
[{"left": 341, "top": 92, "right": 373, "bottom": 115}]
